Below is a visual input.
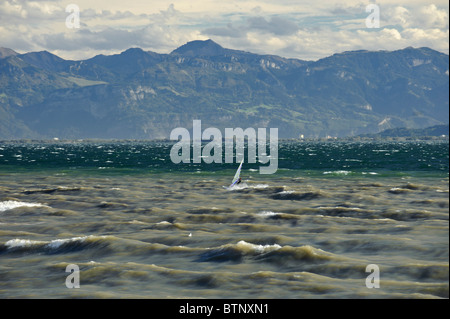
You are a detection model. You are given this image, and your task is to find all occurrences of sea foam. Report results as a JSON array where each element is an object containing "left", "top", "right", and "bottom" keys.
[
  {"left": 234, "top": 240, "right": 282, "bottom": 254},
  {"left": 0, "top": 200, "right": 47, "bottom": 212},
  {"left": 4, "top": 235, "right": 107, "bottom": 252}
]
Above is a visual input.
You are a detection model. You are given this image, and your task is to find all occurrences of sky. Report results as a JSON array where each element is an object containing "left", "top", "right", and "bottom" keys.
[{"left": 0, "top": 0, "right": 448, "bottom": 61}]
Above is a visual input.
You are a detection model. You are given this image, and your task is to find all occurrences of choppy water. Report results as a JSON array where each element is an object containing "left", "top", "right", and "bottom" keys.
[{"left": 0, "top": 141, "right": 448, "bottom": 298}]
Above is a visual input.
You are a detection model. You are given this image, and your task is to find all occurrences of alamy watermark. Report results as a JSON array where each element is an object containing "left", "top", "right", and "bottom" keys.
[
  {"left": 365, "top": 4, "right": 380, "bottom": 28},
  {"left": 65, "top": 264, "right": 80, "bottom": 288},
  {"left": 365, "top": 264, "right": 380, "bottom": 288},
  {"left": 65, "top": 4, "right": 80, "bottom": 29},
  {"left": 170, "top": 120, "right": 278, "bottom": 174}
]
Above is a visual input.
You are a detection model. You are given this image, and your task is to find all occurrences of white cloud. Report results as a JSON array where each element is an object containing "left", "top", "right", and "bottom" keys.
[
  {"left": 385, "top": 6, "right": 411, "bottom": 26},
  {"left": 418, "top": 4, "right": 449, "bottom": 29},
  {"left": 0, "top": 0, "right": 448, "bottom": 60}
]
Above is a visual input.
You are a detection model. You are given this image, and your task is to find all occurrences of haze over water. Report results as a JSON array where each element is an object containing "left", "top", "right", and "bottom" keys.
[{"left": 0, "top": 140, "right": 448, "bottom": 298}]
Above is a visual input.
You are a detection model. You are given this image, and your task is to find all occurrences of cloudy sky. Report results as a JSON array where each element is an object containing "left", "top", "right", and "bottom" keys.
[{"left": 0, "top": 0, "right": 448, "bottom": 61}]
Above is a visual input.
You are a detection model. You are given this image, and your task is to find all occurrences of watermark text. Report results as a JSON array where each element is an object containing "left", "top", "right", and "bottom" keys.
[{"left": 170, "top": 120, "right": 278, "bottom": 174}]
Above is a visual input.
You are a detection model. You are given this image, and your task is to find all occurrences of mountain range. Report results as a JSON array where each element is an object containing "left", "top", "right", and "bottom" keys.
[
  {"left": 0, "top": 39, "right": 448, "bottom": 139},
  {"left": 358, "top": 124, "right": 449, "bottom": 139}
]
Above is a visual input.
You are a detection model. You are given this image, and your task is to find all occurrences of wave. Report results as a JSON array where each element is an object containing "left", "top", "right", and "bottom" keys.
[
  {"left": 22, "top": 186, "right": 83, "bottom": 195},
  {"left": 197, "top": 240, "right": 334, "bottom": 264},
  {"left": 323, "top": 170, "right": 352, "bottom": 175},
  {"left": 186, "top": 207, "right": 234, "bottom": 214},
  {"left": 389, "top": 183, "right": 435, "bottom": 194},
  {"left": 281, "top": 206, "right": 447, "bottom": 222},
  {"left": 271, "top": 190, "right": 325, "bottom": 201},
  {"left": 1, "top": 235, "right": 110, "bottom": 254},
  {"left": 388, "top": 187, "right": 413, "bottom": 194},
  {"left": 226, "top": 183, "right": 272, "bottom": 192},
  {"left": 0, "top": 235, "right": 204, "bottom": 257},
  {"left": 256, "top": 211, "right": 280, "bottom": 217},
  {"left": 197, "top": 240, "right": 281, "bottom": 262},
  {"left": 0, "top": 200, "right": 48, "bottom": 212},
  {"left": 380, "top": 209, "right": 447, "bottom": 221},
  {"left": 226, "top": 183, "right": 326, "bottom": 201},
  {"left": 323, "top": 170, "right": 379, "bottom": 176}
]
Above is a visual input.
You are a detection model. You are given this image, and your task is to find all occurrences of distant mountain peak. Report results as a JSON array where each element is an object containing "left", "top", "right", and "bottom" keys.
[
  {"left": 121, "top": 47, "right": 146, "bottom": 55},
  {"left": 19, "top": 50, "right": 66, "bottom": 61},
  {"left": 16, "top": 50, "right": 70, "bottom": 72},
  {"left": 171, "top": 39, "right": 226, "bottom": 57},
  {"left": 0, "top": 47, "right": 18, "bottom": 59}
]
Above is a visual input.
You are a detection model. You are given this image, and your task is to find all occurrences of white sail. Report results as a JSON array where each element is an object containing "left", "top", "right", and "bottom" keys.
[{"left": 230, "top": 158, "right": 244, "bottom": 187}]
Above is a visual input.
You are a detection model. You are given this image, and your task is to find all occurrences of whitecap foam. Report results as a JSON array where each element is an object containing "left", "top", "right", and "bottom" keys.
[
  {"left": 250, "top": 184, "right": 269, "bottom": 189},
  {"left": 156, "top": 221, "right": 171, "bottom": 225},
  {"left": 4, "top": 235, "right": 103, "bottom": 251},
  {"left": 278, "top": 190, "right": 294, "bottom": 194},
  {"left": 226, "top": 183, "right": 269, "bottom": 191},
  {"left": 235, "top": 240, "right": 282, "bottom": 254},
  {"left": 323, "top": 170, "right": 351, "bottom": 175},
  {"left": 45, "top": 236, "right": 89, "bottom": 249},
  {"left": 199, "top": 240, "right": 283, "bottom": 262},
  {"left": 226, "top": 183, "right": 248, "bottom": 190},
  {"left": 257, "top": 211, "right": 280, "bottom": 217},
  {"left": 0, "top": 200, "right": 48, "bottom": 212},
  {"left": 4, "top": 238, "right": 47, "bottom": 249}
]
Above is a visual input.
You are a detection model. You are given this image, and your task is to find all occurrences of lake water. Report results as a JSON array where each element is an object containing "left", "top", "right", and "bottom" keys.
[{"left": 0, "top": 140, "right": 448, "bottom": 298}]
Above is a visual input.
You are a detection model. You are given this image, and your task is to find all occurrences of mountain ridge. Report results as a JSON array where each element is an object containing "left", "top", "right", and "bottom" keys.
[
  {"left": 0, "top": 40, "right": 448, "bottom": 139},
  {"left": 358, "top": 124, "right": 449, "bottom": 138}
]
